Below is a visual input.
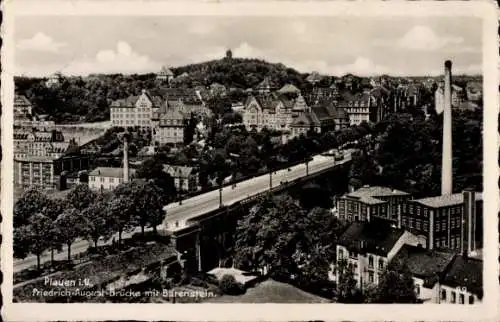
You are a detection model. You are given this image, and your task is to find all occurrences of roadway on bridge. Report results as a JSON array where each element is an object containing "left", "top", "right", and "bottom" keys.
[
  {"left": 163, "top": 149, "right": 353, "bottom": 231},
  {"left": 13, "top": 149, "right": 352, "bottom": 273}
]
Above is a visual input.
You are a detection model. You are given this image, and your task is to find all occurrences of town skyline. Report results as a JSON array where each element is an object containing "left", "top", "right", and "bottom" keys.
[{"left": 15, "top": 15, "right": 482, "bottom": 78}]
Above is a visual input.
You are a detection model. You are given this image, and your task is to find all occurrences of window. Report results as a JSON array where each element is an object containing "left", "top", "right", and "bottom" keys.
[
  {"left": 415, "top": 284, "right": 420, "bottom": 296},
  {"left": 378, "top": 259, "right": 384, "bottom": 270},
  {"left": 368, "top": 272, "right": 374, "bottom": 283},
  {"left": 436, "top": 239, "right": 441, "bottom": 247},
  {"left": 451, "top": 291, "right": 456, "bottom": 303},
  {"left": 469, "top": 295, "right": 474, "bottom": 304},
  {"left": 100, "top": 177, "right": 104, "bottom": 183},
  {"left": 368, "top": 256, "right": 374, "bottom": 268},
  {"left": 441, "top": 290, "right": 446, "bottom": 301},
  {"left": 459, "top": 294, "right": 464, "bottom": 304}
]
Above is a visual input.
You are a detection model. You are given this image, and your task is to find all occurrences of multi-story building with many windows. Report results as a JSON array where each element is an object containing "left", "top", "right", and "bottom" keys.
[
  {"left": 14, "top": 94, "right": 33, "bottom": 119},
  {"left": 110, "top": 90, "right": 164, "bottom": 127},
  {"left": 151, "top": 100, "right": 190, "bottom": 145},
  {"left": 14, "top": 155, "right": 89, "bottom": 191},
  {"left": 399, "top": 189, "right": 482, "bottom": 253},
  {"left": 434, "top": 82, "right": 466, "bottom": 114},
  {"left": 336, "top": 185, "right": 411, "bottom": 223}
]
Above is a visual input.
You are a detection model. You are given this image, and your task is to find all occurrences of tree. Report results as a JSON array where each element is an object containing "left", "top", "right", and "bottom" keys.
[
  {"left": 366, "top": 262, "right": 418, "bottom": 303},
  {"left": 136, "top": 157, "right": 176, "bottom": 200},
  {"left": 14, "top": 188, "right": 50, "bottom": 227},
  {"left": 118, "top": 179, "right": 166, "bottom": 236},
  {"left": 82, "top": 193, "right": 113, "bottom": 248},
  {"left": 54, "top": 208, "right": 86, "bottom": 262},
  {"left": 23, "top": 213, "right": 54, "bottom": 270},
  {"left": 234, "top": 195, "right": 308, "bottom": 280},
  {"left": 65, "top": 184, "right": 97, "bottom": 211},
  {"left": 106, "top": 194, "right": 134, "bottom": 247},
  {"left": 335, "top": 259, "right": 362, "bottom": 303}
]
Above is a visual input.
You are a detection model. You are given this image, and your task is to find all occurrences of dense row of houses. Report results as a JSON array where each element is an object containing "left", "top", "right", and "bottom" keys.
[{"left": 333, "top": 185, "right": 483, "bottom": 303}]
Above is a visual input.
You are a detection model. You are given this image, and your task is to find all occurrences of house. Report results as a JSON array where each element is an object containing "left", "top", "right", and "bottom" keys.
[
  {"left": 392, "top": 244, "right": 455, "bottom": 303},
  {"left": 242, "top": 94, "right": 294, "bottom": 132},
  {"left": 334, "top": 219, "right": 424, "bottom": 289},
  {"left": 45, "top": 73, "right": 62, "bottom": 87},
  {"left": 163, "top": 165, "right": 199, "bottom": 192},
  {"left": 465, "top": 82, "right": 482, "bottom": 102},
  {"left": 14, "top": 129, "right": 68, "bottom": 158},
  {"left": 88, "top": 167, "right": 136, "bottom": 191},
  {"left": 337, "top": 92, "right": 374, "bottom": 125},
  {"left": 151, "top": 100, "right": 190, "bottom": 145},
  {"left": 156, "top": 66, "right": 174, "bottom": 83},
  {"left": 255, "top": 77, "right": 276, "bottom": 94},
  {"left": 278, "top": 84, "right": 301, "bottom": 96},
  {"left": 14, "top": 95, "right": 33, "bottom": 120},
  {"left": 110, "top": 89, "right": 164, "bottom": 127},
  {"left": 306, "top": 71, "right": 324, "bottom": 85},
  {"left": 336, "top": 185, "right": 411, "bottom": 223},
  {"left": 434, "top": 82, "right": 466, "bottom": 114},
  {"left": 400, "top": 189, "right": 483, "bottom": 253},
  {"left": 439, "top": 255, "right": 482, "bottom": 304}
]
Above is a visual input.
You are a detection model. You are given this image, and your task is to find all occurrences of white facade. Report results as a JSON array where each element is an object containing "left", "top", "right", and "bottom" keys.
[
  {"left": 438, "top": 284, "right": 480, "bottom": 305},
  {"left": 110, "top": 90, "right": 157, "bottom": 127},
  {"left": 413, "top": 277, "right": 439, "bottom": 303},
  {"left": 334, "top": 231, "right": 423, "bottom": 289},
  {"left": 88, "top": 175, "right": 124, "bottom": 191}
]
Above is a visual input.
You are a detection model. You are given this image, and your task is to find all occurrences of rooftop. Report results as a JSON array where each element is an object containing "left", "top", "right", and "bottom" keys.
[
  {"left": 343, "top": 185, "right": 409, "bottom": 204},
  {"left": 413, "top": 191, "right": 483, "bottom": 208},
  {"left": 392, "top": 244, "right": 455, "bottom": 287},
  {"left": 338, "top": 219, "right": 405, "bottom": 257},
  {"left": 441, "top": 255, "right": 483, "bottom": 298},
  {"left": 88, "top": 167, "right": 136, "bottom": 178}
]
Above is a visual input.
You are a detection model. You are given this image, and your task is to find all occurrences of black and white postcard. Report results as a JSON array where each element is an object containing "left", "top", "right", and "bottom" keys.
[{"left": 1, "top": 0, "right": 498, "bottom": 321}]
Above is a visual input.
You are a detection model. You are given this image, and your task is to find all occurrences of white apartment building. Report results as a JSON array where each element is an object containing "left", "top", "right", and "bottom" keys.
[
  {"left": 333, "top": 220, "right": 424, "bottom": 289},
  {"left": 88, "top": 167, "right": 136, "bottom": 191},
  {"left": 110, "top": 90, "right": 163, "bottom": 127}
]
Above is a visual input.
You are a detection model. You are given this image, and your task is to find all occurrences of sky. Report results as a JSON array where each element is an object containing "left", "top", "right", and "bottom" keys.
[{"left": 14, "top": 15, "right": 483, "bottom": 77}]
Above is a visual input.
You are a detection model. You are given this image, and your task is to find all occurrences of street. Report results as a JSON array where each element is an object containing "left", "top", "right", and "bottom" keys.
[{"left": 13, "top": 149, "right": 352, "bottom": 273}]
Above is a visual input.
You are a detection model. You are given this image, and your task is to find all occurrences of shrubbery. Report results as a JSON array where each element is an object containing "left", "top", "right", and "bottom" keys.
[{"left": 219, "top": 274, "right": 245, "bottom": 295}]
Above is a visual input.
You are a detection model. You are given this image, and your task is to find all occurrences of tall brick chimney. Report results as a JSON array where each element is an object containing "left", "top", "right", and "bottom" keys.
[
  {"left": 461, "top": 189, "right": 477, "bottom": 256},
  {"left": 123, "top": 131, "right": 130, "bottom": 183},
  {"left": 441, "top": 60, "right": 453, "bottom": 195}
]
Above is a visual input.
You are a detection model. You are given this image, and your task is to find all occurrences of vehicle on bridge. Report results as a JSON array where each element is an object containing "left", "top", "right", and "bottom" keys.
[{"left": 334, "top": 150, "right": 344, "bottom": 161}]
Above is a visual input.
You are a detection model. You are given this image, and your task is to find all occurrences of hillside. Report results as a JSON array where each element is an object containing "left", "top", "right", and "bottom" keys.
[{"left": 14, "top": 58, "right": 313, "bottom": 124}]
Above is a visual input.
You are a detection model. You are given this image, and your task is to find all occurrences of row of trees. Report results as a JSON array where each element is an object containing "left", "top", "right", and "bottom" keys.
[{"left": 14, "top": 181, "right": 166, "bottom": 270}]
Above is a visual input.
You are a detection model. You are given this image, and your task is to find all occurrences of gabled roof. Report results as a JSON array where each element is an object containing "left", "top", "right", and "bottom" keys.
[
  {"left": 163, "top": 164, "right": 195, "bottom": 178},
  {"left": 278, "top": 84, "right": 301, "bottom": 94},
  {"left": 392, "top": 245, "right": 455, "bottom": 288},
  {"left": 14, "top": 94, "right": 32, "bottom": 106},
  {"left": 158, "top": 66, "right": 174, "bottom": 76},
  {"left": 441, "top": 255, "right": 483, "bottom": 298},
  {"left": 88, "top": 167, "right": 136, "bottom": 178},
  {"left": 110, "top": 90, "right": 163, "bottom": 108},
  {"left": 338, "top": 219, "right": 406, "bottom": 257},
  {"left": 306, "top": 72, "right": 324, "bottom": 84},
  {"left": 290, "top": 112, "right": 319, "bottom": 128},
  {"left": 255, "top": 77, "right": 276, "bottom": 90}
]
